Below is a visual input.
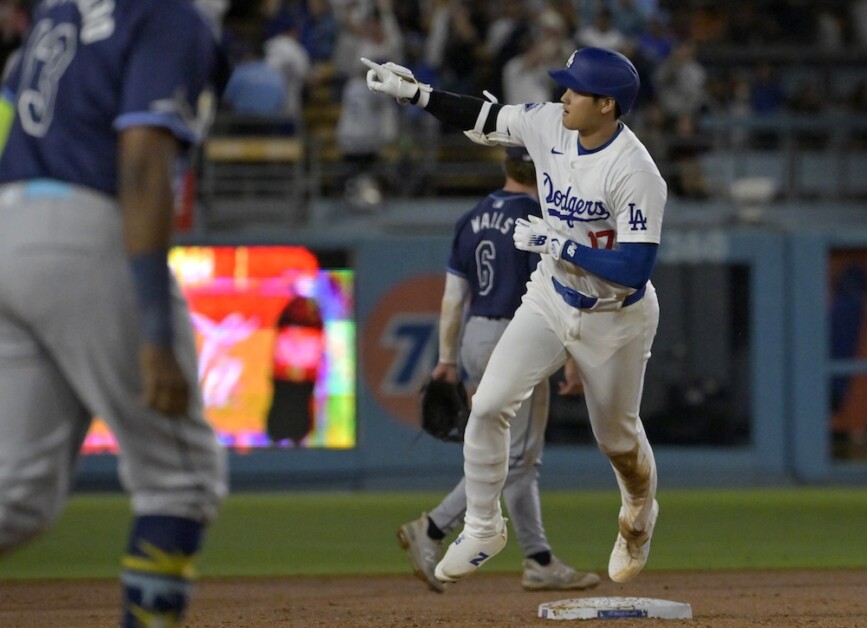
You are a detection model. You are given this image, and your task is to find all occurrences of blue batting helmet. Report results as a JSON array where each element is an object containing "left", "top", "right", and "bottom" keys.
[{"left": 548, "top": 47, "right": 640, "bottom": 115}]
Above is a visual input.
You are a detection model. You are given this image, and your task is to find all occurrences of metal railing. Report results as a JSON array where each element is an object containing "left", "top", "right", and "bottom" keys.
[{"left": 694, "top": 113, "right": 867, "bottom": 201}]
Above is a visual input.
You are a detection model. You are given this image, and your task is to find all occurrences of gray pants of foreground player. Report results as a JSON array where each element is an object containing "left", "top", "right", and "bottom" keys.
[
  {"left": 0, "top": 182, "right": 226, "bottom": 552},
  {"left": 429, "top": 316, "right": 551, "bottom": 557}
]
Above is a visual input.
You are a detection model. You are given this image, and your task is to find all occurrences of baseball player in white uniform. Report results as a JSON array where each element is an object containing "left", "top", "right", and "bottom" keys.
[
  {"left": 362, "top": 46, "right": 666, "bottom": 585},
  {"left": 397, "top": 147, "right": 599, "bottom": 593}
]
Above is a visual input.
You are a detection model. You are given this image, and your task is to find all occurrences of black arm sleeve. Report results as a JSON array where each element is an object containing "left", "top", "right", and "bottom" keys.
[{"left": 425, "top": 90, "right": 503, "bottom": 133}]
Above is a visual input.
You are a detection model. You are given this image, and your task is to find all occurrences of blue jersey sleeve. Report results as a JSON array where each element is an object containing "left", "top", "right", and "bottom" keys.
[
  {"left": 446, "top": 210, "right": 476, "bottom": 279},
  {"left": 115, "top": 8, "right": 219, "bottom": 144},
  {"left": 559, "top": 241, "right": 658, "bottom": 289}
]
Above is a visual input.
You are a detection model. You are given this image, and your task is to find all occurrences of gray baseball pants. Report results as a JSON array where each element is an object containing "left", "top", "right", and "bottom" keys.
[{"left": 0, "top": 181, "right": 226, "bottom": 552}]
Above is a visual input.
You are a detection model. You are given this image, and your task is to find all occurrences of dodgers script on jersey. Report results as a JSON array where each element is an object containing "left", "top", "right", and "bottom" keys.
[
  {"left": 447, "top": 191, "right": 542, "bottom": 319},
  {"left": 497, "top": 102, "right": 667, "bottom": 301},
  {"left": 0, "top": 0, "right": 224, "bottom": 196}
]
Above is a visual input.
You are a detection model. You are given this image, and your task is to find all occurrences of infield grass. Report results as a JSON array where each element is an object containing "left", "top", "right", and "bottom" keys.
[{"left": 0, "top": 488, "right": 865, "bottom": 579}]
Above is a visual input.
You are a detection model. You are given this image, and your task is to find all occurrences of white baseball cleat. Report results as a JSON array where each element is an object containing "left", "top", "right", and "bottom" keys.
[
  {"left": 608, "top": 499, "right": 659, "bottom": 583},
  {"left": 396, "top": 513, "right": 444, "bottom": 593},
  {"left": 521, "top": 556, "right": 601, "bottom": 591},
  {"left": 434, "top": 519, "right": 507, "bottom": 584}
]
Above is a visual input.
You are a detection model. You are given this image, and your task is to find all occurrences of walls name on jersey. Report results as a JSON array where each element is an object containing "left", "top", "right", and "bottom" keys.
[
  {"left": 542, "top": 172, "right": 610, "bottom": 226},
  {"left": 470, "top": 211, "right": 515, "bottom": 235}
]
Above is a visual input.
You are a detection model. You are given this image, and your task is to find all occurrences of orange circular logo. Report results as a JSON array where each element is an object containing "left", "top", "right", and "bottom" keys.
[{"left": 362, "top": 273, "right": 444, "bottom": 426}]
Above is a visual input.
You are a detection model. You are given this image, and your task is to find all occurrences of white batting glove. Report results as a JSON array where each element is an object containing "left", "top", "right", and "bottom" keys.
[
  {"left": 361, "top": 57, "right": 431, "bottom": 107},
  {"left": 513, "top": 215, "right": 563, "bottom": 260}
]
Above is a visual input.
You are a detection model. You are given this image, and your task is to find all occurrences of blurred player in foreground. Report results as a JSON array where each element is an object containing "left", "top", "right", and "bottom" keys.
[
  {"left": 363, "top": 46, "right": 666, "bottom": 585},
  {"left": 0, "top": 1, "right": 229, "bottom": 625},
  {"left": 398, "top": 147, "right": 600, "bottom": 593}
]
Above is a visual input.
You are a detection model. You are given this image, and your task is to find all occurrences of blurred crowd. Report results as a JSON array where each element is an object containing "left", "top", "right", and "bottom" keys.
[
  {"left": 214, "top": 0, "right": 867, "bottom": 200},
  {"left": 1, "top": 0, "right": 866, "bottom": 201}
]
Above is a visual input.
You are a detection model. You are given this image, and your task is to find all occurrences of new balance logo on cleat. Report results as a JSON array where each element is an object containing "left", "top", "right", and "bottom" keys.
[
  {"left": 434, "top": 521, "right": 509, "bottom": 584},
  {"left": 469, "top": 552, "right": 490, "bottom": 566}
]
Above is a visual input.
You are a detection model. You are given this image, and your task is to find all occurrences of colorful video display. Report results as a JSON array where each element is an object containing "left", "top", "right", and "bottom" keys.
[{"left": 82, "top": 245, "right": 355, "bottom": 453}]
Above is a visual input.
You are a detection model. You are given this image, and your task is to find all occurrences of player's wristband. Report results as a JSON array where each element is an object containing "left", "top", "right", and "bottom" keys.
[
  {"left": 409, "top": 87, "right": 430, "bottom": 108},
  {"left": 129, "top": 249, "right": 174, "bottom": 347}
]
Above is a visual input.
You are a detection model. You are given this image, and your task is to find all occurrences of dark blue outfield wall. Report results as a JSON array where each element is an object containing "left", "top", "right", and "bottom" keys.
[{"left": 77, "top": 226, "right": 867, "bottom": 491}]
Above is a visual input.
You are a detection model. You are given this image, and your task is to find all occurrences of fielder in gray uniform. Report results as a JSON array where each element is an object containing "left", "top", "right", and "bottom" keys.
[
  {"left": 397, "top": 147, "right": 599, "bottom": 593},
  {"left": 0, "top": 2, "right": 228, "bottom": 625}
]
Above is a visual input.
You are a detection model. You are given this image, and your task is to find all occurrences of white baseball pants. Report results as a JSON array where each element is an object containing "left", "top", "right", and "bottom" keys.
[
  {"left": 462, "top": 269, "right": 659, "bottom": 537},
  {"left": 430, "top": 316, "right": 552, "bottom": 556}
]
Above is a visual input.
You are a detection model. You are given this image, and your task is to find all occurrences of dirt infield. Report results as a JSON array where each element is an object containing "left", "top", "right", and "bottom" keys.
[{"left": 1, "top": 570, "right": 865, "bottom": 627}]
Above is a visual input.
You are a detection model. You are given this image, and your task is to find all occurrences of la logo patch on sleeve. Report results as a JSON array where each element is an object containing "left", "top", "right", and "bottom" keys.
[{"left": 628, "top": 203, "right": 647, "bottom": 231}]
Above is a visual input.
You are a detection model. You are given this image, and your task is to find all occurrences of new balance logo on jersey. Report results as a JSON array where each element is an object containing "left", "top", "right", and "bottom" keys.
[
  {"left": 628, "top": 203, "right": 648, "bottom": 231},
  {"left": 543, "top": 173, "right": 610, "bottom": 226}
]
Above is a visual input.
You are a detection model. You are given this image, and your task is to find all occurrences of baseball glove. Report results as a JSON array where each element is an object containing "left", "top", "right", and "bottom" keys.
[{"left": 420, "top": 379, "right": 470, "bottom": 443}]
